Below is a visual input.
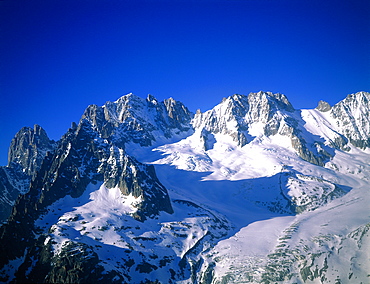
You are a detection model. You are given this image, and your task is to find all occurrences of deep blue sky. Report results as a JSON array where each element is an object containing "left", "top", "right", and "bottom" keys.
[{"left": 0, "top": 0, "right": 369, "bottom": 166}]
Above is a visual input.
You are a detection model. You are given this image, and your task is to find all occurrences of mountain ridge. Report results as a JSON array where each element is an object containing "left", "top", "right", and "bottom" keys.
[{"left": 0, "top": 90, "right": 369, "bottom": 283}]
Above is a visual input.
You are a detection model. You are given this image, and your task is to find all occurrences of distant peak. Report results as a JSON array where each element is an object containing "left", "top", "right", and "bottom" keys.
[
  {"left": 316, "top": 100, "right": 331, "bottom": 112},
  {"left": 8, "top": 124, "right": 54, "bottom": 174}
]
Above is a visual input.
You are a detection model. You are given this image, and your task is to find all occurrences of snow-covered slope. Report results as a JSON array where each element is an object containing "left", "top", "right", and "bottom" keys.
[{"left": 0, "top": 91, "right": 369, "bottom": 283}]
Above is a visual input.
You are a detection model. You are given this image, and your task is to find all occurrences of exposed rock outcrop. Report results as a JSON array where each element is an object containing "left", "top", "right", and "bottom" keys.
[
  {"left": 316, "top": 100, "right": 331, "bottom": 112},
  {"left": 0, "top": 125, "right": 55, "bottom": 223},
  {"left": 81, "top": 93, "right": 193, "bottom": 147},
  {"left": 8, "top": 124, "right": 56, "bottom": 176},
  {"left": 330, "top": 91, "right": 370, "bottom": 149}
]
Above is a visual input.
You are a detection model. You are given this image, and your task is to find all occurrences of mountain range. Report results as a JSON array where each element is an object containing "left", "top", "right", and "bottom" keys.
[{"left": 0, "top": 91, "right": 369, "bottom": 283}]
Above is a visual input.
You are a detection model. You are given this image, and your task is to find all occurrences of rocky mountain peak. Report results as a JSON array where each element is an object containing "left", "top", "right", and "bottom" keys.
[
  {"left": 163, "top": 97, "right": 193, "bottom": 126},
  {"left": 191, "top": 91, "right": 336, "bottom": 165},
  {"left": 80, "top": 93, "right": 193, "bottom": 147},
  {"left": 224, "top": 93, "right": 249, "bottom": 110},
  {"left": 191, "top": 94, "right": 248, "bottom": 147},
  {"left": 268, "top": 92, "right": 295, "bottom": 112},
  {"left": 247, "top": 91, "right": 294, "bottom": 122},
  {"left": 114, "top": 92, "right": 141, "bottom": 105},
  {"left": 342, "top": 91, "right": 369, "bottom": 103},
  {"left": 330, "top": 91, "right": 370, "bottom": 149},
  {"left": 316, "top": 100, "right": 331, "bottom": 112},
  {"left": 0, "top": 125, "right": 55, "bottom": 224},
  {"left": 211, "top": 94, "right": 249, "bottom": 122},
  {"left": 334, "top": 91, "right": 370, "bottom": 111},
  {"left": 192, "top": 91, "right": 296, "bottom": 144},
  {"left": 8, "top": 124, "right": 55, "bottom": 176}
]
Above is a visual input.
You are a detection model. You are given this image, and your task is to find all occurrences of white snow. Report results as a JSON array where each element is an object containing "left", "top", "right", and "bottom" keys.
[
  {"left": 36, "top": 183, "right": 143, "bottom": 254},
  {"left": 301, "top": 109, "right": 343, "bottom": 146},
  {"left": 210, "top": 216, "right": 295, "bottom": 279},
  {"left": 34, "top": 181, "right": 231, "bottom": 283}
]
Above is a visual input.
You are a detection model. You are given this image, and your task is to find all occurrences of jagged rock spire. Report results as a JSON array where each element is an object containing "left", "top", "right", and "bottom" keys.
[
  {"left": 316, "top": 100, "right": 331, "bottom": 112},
  {"left": 8, "top": 124, "right": 55, "bottom": 176}
]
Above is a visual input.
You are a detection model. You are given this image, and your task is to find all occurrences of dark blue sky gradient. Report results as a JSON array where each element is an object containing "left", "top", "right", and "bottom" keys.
[{"left": 0, "top": 0, "right": 369, "bottom": 165}]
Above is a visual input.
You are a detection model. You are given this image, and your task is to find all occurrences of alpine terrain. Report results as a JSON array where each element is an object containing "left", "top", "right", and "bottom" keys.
[{"left": 0, "top": 91, "right": 369, "bottom": 283}]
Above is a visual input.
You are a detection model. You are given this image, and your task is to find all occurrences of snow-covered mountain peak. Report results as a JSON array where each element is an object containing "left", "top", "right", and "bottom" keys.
[
  {"left": 189, "top": 92, "right": 305, "bottom": 159},
  {"left": 81, "top": 93, "right": 193, "bottom": 147},
  {"left": 332, "top": 91, "right": 370, "bottom": 121},
  {"left": 218, "top": 94, "right": 249, "bottom": 118},
  {"left": 245, "top": 92, "right": 295, "bottom": 130},
  {"left": 113, "top": 92, "right": 141, "bottom": 104},
  {"left": 316, "top": 100, "right": 331, "bottom": 112},
  {"left": 192, "top": 91, "right": 295, "bottom": 131},
  {"left": 201, "top": 91, "right": 294, "bottom": 124},
  {"left": 248, "top": 91, "right": 295, "bottom": 113},
  {"left": 341, "top": 90, "right": 369, "bottom": 105},
  {"left": 1, "top": 90, "right": 370, "bottom": 283},
  {"left": 329, "top": 91, "right": 370, "bottom": 149},
  {"left": 191, "top": 95, "right": 249, "bottom": 147},
  {"left": 157, "top": 90, "right": 370, "bottom": 175}
]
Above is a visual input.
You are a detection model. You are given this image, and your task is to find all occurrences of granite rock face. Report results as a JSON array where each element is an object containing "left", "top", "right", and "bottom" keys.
[
  {"left": 81, "top": 93, "right": 193, "bottom": 147},
  {"left": 316, "top": 100, "right": 331, "bottom": 112},
  {"left": 8, "top": 124, "right": 56, "bottom": 176},
  {"left": 0, "top": 125, "right": 55, "bottom": 223},
  {"left": 192, "top": 91, "right": 334, "bottom": 165},
  {"left": 329, "top": 91, "right": 370, "bottom": 149},
  {"left": 0, "top": 166, "right": 30, "bottom": 223}
]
